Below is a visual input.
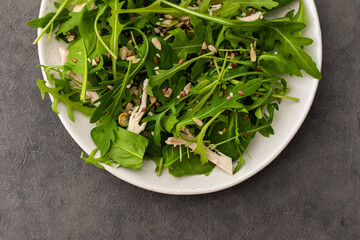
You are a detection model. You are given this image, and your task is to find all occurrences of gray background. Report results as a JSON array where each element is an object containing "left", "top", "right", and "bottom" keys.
[{"left": 1, "top": 0, "right": 359, "bottom": 239}]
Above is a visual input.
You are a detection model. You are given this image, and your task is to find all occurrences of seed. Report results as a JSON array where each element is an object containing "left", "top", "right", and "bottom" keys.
[
  {"left": 238, "top": 90, "right": 245, "bottom": 96},
  {"left": 178, "top": 59, "right": 184, "bottom": 64},
  {"left": 134, "top": 99, "right": 141, "bottom": 105},
  {"left": 154, "top": 56, "right": 159, "bottom": 63},
  {"left": 193, "top": 118, "right": 204, "bottom": 127},
  {"left": 231, "top": 62, "right": 239, "bottom": 68},
  {"left": 154, "top": 66, "right": 159, "bottom": 71},
  {"left": 155, "top": 70, "right": 160, "bottom": 75},
  {"left": 156, "top": 53, "right": 161, "bottom": 58},
  {"left": 154, "top": 28, "right": 161, "bottom": 34},
  {"left": 250, "top": 46, "right": 257, "bottom": 62},
  {"left": 92, "top": 59, "right": 98, "bottom": 67},
  {"left": 208, "top": 44, "right": 217, "bottom": 53},
  {"left": 126, "top": 56, "right": 137, "bottom": 62},
  {"left": 162, "top": 87, "right": 168, "bottom": 93},
  {"left": 155, "top": 102, "right": 161, "bottom": 108},
  {"left": 143, "top": 132, "right": 150, "bottom": 138},
  {"left": 216, "top": 13, "right": 220, "bottom": 16},
  {"left": 125, "top": 103, "right": 133, "bottom": 113},
  {"left": 244, "top": 114, "right": 249, "bottom": 121},
  {"left": 202, "top": 42, "right": 207, "bottom": 50},
  {"left": 118, "top": 113, "right": 130, "bottom": 128},
  {"left": 226, "top": 95, "right": 232, "bottom": 100},
  {"left": 243, "top": 131, "right": 248, "bottom": 138},
  {"left": 164, "top": 14, "right": 176, "bottom": 20},
  {"left": 149, "top": 95, "right": 157, "bottom": 104},
  {"left": 127, "top": 50, "right": 135, "bottom": 57},
  {"left": 254, "top": 94, "right": 259, "bottom": 97},
  {"left": 130, "top": 17, "right": 137, "bottom": 21},
  {"left": 164, "top": 88, "right": 173, "bottom": 98},
  {"left": 247, "top": 10, "right": 251, "bottom": 16},
  {"left": 72, "top": 58, "right": 77, "bottom": 63},
  {"left": 95, "top": 57, "right": 100, "bottom": 62},
  {"left": 253, "top": 8, "right": 257, "bottom": 14},
  {"left": 257, "top": 66, "right": 262, "bottom": 72},
  {"left": 180, "top": 16, "right": 190, "bottom": 21},
  {"left": 199, "top": 50, "right": 204, "bottom": 55},
  {"left": 218, "top": 131, "right": 224, "bottom": 135},
  {"left": 152, "top": 38, "right": 162, "bottom": 50},
  {"left": 141, "top": 107, "right": 146, "bottom": 112},
  {"left": 67, "top": 35, "right": 75, "bottom": 42},
  {"left": 108, "top": 53, "right": 112, "bottom": 58}
]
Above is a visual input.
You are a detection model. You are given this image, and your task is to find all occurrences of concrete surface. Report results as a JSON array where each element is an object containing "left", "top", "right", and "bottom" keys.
[{"left": 0, "top": 0, "right": 359, "bottom": 239}]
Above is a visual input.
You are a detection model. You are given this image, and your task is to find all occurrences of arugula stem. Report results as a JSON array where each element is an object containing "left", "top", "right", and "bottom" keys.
[
  {"left": 222, "top": 72, "right": 265, "bottom": 82},
  {"left": 94, "top": 5, "right": 117, "bottom": 58},
  {"left": 33, "top": 0, "right": 71, "bottom": 44},
  {"left": 160, "top": 0, "right": 239, "bottom": 27},
  {"left": 130, "top": 31, "right": 142, "bottom": 58},
  {"left": 255, "top": 92, "right": 299, "bottom": 101},
  {"left": 80, "top": 39, "right": 88, "bottom": 102},
  {"left": 207, "top": 136, "right": 237, "bottom": 149},
  {"left": 247, "top": 85, "right": 274, "bottom": 111}
]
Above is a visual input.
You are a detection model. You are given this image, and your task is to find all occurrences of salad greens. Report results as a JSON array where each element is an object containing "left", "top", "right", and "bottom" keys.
[{"left": 28, "top": 0, "right": 321, "bottom": 177}]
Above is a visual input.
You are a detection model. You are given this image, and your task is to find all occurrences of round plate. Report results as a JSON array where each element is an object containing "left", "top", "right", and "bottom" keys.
[{"left": 38, "top": 0, "right": 322, "bottom": 195}]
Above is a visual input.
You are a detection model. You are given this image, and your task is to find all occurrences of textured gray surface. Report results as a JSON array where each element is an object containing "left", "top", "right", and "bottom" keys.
[{"left": 0, "top": 0, "right": 359, "bottom": 239}]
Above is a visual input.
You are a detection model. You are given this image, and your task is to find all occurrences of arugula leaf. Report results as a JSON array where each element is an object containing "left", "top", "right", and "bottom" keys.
[
  {"left": 176, "top": 78, "right": 262, "bottom": 134},
  {"left": 26, "top": 10, "right": 70, "bottom": 31},
  {"left": 258, "top": 53, "right": 302, "bottom": 77},
  {"left": 37, "top": 80, "right": 95, "bottom": 121},
  {"left": 105, "top": 0, "right": 125, "bottom": 77},
  {"left": 81, "top": 148, "right": 113, "bottom": 169},
  {"left": 149, "top": 52, "right": 213, "bottom": 87},
  {"left": 113, "top": 0, "right": 183, "bottom": 16},
  {"left": 168, "top": 151, "right": 215, "bottom": 177},
  {"left": 33, "top": 0, "right": 71, "bottom": 44},
  {"left": 263, "top": 21, "right": 322, "bottom": 79},
  {"left": 194, "top": 110, "right": 225, "bottom": 164},
  {"left": 107, "top": 127, "right": 149, "bottom": 170},
  {"left": 226, "top": 0, "right": 279, "bottom": 12},
  {"left": 168, "top": 15, "right": 205, "bottom": 60}
]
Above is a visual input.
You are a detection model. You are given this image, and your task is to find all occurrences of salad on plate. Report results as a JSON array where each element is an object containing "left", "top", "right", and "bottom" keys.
[{"left": 27, "top": 0, "right": 321, "bottom": 177}]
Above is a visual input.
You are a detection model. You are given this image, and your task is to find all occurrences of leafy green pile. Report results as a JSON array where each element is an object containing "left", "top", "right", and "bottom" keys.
[{"left": 28, "top": 0, "right": 321, "bottom": 177}]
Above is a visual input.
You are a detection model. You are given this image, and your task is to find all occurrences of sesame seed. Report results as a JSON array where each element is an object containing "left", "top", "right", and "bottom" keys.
[
  {"left": 72, "top": 58, "right": 77, "bottom": 63},
  {"left": 238, "top": 90, "right": 245, "bottom": 96},
  {"left": 244, "top": 114, "right": 249, "bottom": 121},
  {"left": 226, "top": 95, "right": 232, "bottom": 100},
  {"left": 178, "top": 59, "right": 184, "bottom": 64}
]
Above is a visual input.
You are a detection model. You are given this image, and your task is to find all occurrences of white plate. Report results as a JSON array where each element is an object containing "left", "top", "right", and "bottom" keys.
[{"left": 38, "top": 0, "right": 322, "bottom": 195}]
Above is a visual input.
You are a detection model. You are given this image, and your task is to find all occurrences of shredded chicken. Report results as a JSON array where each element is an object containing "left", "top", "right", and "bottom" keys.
[
  {"left": 236, "top": 11, "right": 263, "bottom": 22},
  {"left": 127, "top": 79, "right": 149, "bottom": 134},
  {"left": 165, "top": 137, "right": 233, "bottom": 175},
  {"left": 59, "top": 47, "right": 69, "bottom": 66},
  {"left": 66, "top": 71, "right": 100, "bottom": 105}
]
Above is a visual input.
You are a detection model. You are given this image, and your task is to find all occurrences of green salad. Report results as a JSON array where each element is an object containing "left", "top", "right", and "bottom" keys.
[{"left": 28, "top": 0, "right": 321, "bottom": 177}]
